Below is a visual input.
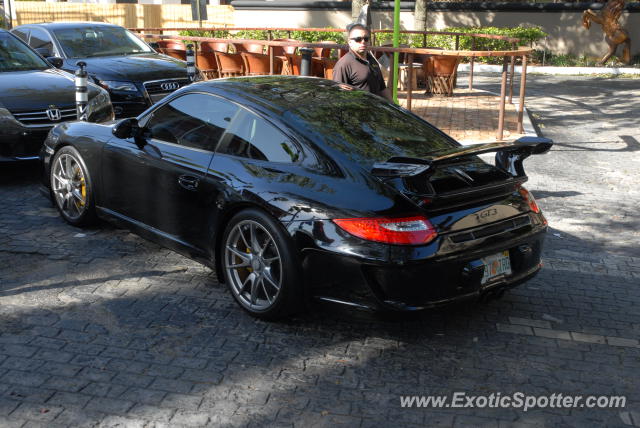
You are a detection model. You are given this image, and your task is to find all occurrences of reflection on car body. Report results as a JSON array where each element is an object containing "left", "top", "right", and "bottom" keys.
[{"left": 40, "top": 76, "right": 553, "bottom": 320}]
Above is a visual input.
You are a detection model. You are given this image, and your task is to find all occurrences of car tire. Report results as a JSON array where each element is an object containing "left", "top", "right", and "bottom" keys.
[
  {"left": 221, "top": 208, "right": 302, "bottom": 320},
  {"left": 50, "top": 146, "right": 96, "bottom": 226}
]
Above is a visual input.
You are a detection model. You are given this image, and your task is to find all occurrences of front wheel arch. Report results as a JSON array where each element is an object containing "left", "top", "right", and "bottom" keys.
[
  {"left": 213, "top": 202, "right": 297, "bottom": 283},
  {"left": 50, "top": 145, "right": 97, "bottom": 226},
  {"left": 219, "top": 207, "right": 304, "bottom": 319}
]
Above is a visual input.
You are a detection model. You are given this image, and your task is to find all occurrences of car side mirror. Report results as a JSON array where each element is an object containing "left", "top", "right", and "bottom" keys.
[
  {"left": 112, "top": 118, "right": 140, "bottom": 139},
  {"left": 46, "top": 56, "right": 64, "bottom": 68}
]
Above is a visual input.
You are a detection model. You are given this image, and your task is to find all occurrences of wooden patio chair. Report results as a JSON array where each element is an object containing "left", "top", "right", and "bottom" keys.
[
  {"left": 284, "top": 53, "right": 324, "bottom": 77},
  {"left": 320, "top": 57, "right": 337, "bottom": 80},
  {"left": 241, "top": 52, "right": 282, "bottom": 76},
  {"left": 271, "top": 39, "right": 298, "bottom": 57},
  {"left": 423, "top": 55, "right": 461, "bottom": 96},
  {"left": 284, "top": 53, "right": 302, "bottom": 75},
  {"left": 312, "top": 41, "right": 336, "bottom": 59},
  {"left": 197, "top": 51, "right": 218, "bottom": 79},
  {"left": 200, "top": 41, "right": 229, "bottom": 54},
  {"left": 158, "top": 48, "right": 186, "bottom": 61},
  {"left": 234, "top": 42, "right": 265, "bottom": 54},
  {"left": 272, "top": 40, "right": 297, "bottom": 74},
  {"left": 214, "top": 51, "right": 245, "bottom": 77},
  {"left": 156, "top": 39, "right": 186, "bottom": 50}
]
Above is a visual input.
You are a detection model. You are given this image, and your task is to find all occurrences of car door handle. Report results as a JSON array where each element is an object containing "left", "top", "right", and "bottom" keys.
[{"left": 178, "top": 175, "right": 199, "bottom": 191}]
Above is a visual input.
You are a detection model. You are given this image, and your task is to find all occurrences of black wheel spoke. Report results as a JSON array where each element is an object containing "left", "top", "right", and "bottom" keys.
[
  {"left": 263, "top": 269, "right": 280, "bottom": 291},
  {"left": 250, "top": 223, "right": 260, "bottom": 253},
  {"left": 227, "top": 245, "right": 250, "bottom": 263},
  {"left": 240, "top": 272, "right": 254, "bottom": 294},
  {"left": 239, "top": 226, "right": 251, "bottom": 250},
  {"left": 261, "top": 279, "right": 272, "bottom": 304},
  {"left": 250, "top": 276, "right": 259, "bottom": 305}
]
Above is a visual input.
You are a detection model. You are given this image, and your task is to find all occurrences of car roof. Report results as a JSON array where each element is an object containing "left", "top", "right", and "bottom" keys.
[
  {"left": 16, "top": 22, "right": 122, "bottom": 30},
  {"left": 194, "top": 76, "right": 376, "bottom": 117}
]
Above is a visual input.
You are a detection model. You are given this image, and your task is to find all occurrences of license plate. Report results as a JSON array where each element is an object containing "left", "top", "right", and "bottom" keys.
[{"left": 481, "top": 250, "right": 512, "bottom": 284}]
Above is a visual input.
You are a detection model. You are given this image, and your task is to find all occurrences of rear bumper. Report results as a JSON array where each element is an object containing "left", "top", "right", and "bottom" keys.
[{"left": 302, "top": 226, "right": 546, "bottom": 311}]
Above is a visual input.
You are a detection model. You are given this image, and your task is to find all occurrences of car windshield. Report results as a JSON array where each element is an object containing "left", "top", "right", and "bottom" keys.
[
  {"left": 0, "top": 32, "right": 50, "bottom": 72},
  {"left": 53, "top": 26, "right": 154, "bottom": 58}
]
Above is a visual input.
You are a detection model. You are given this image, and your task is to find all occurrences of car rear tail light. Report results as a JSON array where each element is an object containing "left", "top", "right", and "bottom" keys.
[
  {"left": 332, "top": 216, "right": 437, "bottom": 245},
  {"left": 518, "top": 186, "right": 542, "bottom": 214}
]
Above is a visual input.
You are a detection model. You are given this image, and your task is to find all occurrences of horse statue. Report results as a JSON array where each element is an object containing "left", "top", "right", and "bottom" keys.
[{"left": 582, "top": 0, "right": 631, "bottom": 65}]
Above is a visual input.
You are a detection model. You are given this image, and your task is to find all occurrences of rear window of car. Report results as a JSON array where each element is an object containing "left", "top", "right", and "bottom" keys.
[
  {"left": 291, "top": 86, "right": 458, "bottom": 163},
  {"left": 218, "top": 109, "right": 302, "bottom": 163},
  {"left": 234, "top": 78, "right": 459, "bottom": 165},
  {"left": 0, "top": 32, "right": 50, "bottom": 72}
]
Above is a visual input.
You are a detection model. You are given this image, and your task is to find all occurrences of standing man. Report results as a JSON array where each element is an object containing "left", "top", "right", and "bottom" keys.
[{"left": 332, "top": 23, "right": 393, "bottom": 102}]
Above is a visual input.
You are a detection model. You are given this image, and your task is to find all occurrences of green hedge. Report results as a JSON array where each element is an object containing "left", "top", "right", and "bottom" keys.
[
  {"left": 179, "top": 29, "right": 231, "bottom": 39},
  {"left": 421, "top": 26, "right": 546, "bottom": 50},
  {"left": 178, "top": 29, "right": 344, "bottom": 44},
  {"left": 374, "top": 26, "right": 546, "bottom": 48}
]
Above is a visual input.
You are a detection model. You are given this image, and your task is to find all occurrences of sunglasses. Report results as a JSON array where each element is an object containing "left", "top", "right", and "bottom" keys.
[{"left": 350, "top": 36, "right": 370, "bottom": 43}]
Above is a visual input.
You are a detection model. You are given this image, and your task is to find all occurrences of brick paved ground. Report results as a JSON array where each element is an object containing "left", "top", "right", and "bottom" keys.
[
  {"left": 1, "top": 74, "right": 639, "bottom": 427},
  {"left": 398, "top": 88, "right": 524, "bottom": 143}
]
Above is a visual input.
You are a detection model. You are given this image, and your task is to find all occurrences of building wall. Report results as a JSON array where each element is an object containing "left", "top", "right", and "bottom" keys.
[{"left": 13, "top": 2, "right": 233, "bottom": 28}]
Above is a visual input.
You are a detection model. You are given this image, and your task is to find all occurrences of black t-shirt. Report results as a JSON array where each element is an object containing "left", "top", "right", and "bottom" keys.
[{"left": 332, "top": 51, "right": 386, "bottom": 96}]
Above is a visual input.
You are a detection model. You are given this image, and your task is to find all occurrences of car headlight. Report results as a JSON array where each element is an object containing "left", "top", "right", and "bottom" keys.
[
  {"left": 0, "top": 103, "right": 12, "bottom": 119},
  {"left": 99, "top": 80, "right": 140, "bottom": 93},
  {"left": 0, "top": 101, "right": 16, "bottom": 123}
]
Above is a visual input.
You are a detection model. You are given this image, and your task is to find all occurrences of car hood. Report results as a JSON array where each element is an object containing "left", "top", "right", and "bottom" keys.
[
  {"left": 62, "top": 53, "right": 188, "bottom": 83},
  {"left": 0, "top": 68, "right": 98, "bottom": 112}
]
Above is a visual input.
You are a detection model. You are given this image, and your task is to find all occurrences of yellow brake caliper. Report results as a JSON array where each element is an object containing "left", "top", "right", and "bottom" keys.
[
  {"left": 246, "top": 247, "right": 252, "bottom": 272},
  {"left": 80, "top": 177, "right": 86, "bottom": 207},
  {"left": 75, "top": 166, "right": 86, "bottom": 207}
]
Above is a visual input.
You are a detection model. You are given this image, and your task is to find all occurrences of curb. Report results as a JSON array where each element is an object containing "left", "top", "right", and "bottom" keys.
[{"left": 458, "top": 63, "right": 640, "bottom": 75}]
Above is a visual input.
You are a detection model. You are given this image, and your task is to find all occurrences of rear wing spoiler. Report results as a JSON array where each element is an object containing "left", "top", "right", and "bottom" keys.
[{"left": 371, "top": 137, "right": 553, "bottom": 178}]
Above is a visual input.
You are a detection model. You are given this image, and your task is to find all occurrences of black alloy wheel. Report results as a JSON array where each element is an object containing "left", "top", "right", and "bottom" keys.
[
  {"left": 222, "top": 209, "right": 302, "bottom": 320},
  {"left": 50, "top": 146, "right": 96, "bottom": 226}
]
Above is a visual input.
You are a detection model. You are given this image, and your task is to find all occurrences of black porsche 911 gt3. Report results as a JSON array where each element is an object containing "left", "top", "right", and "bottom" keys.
[{"left": 41, "top": 76, "right": 552, "bottom": 319}]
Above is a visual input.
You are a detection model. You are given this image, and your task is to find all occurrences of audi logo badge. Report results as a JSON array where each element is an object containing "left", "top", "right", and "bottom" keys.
[
  {"left": 160, "top": 82, "right": 180, "bottom": 91},
  {"left": 46, "top": 107, "right": 62, "bottom": 121}
]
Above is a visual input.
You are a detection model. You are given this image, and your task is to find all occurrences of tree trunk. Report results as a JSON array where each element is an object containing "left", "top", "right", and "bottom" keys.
[
  {"left": 352, "top": 0, "right": 367, "bottom": 22},
  {"left": 414, "top": 0, "right": 428, "bottom": 32}
]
